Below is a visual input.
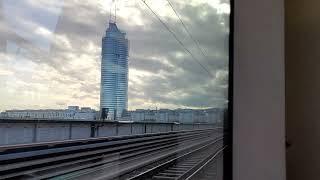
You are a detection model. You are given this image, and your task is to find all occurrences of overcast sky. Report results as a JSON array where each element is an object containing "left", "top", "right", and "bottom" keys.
[{"left": 0, "top": 0, "right": 230, "bottom": 111}]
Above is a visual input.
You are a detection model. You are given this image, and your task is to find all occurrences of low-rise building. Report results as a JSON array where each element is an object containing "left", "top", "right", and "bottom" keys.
[
  {"left": 128, "top": 108, "right": 225, "bottom": 124},
  {"left": 0, "top": 107, "right": 224, "bottom": 123},
  {"left": 0, "top": 106, "right": 97, "bottom": 120}
]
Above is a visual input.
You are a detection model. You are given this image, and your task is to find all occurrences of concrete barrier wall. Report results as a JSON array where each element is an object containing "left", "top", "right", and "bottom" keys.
[
  {"left": 97, "top": 124, "right": 117, "bottom": 137},
  {"left": 117, "top": 124, "right": 132, "bottom": 136},
  {"left": 131, "top": 124, "right": 144, "bottom": 135},
  {"left": 0, "top": 123, "right": 34, "bottom": 145},
  {"left": 37, "top": 123, "right": 70, "bottom": 142},
  {"left": 0, "top": 120, "right": 217, "bottom": 146},
  {"left": 71, "top": 124, "right": 91, "bottom": 139}
]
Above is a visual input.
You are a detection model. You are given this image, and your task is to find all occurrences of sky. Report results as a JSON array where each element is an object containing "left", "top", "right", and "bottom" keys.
[{"left": 0, "top": 0, "right": 230, "bottom": 111}]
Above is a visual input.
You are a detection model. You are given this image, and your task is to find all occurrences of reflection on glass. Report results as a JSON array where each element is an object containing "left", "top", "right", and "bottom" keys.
[{"left": 0, "top": 0, "right": 230, "bottom": 179}]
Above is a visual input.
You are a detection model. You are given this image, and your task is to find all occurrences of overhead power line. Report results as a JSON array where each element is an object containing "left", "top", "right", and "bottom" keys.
[
  {"left": 166, "top": 0, "right": 209, "bottom": 60},
  {"left": 140, "top": 0, "right": 214, "bottom": 78}
]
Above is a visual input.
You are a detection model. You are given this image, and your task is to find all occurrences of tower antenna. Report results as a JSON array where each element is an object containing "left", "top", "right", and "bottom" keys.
[
  {"left": 115, "top": 0, "right": 117, "bottom": 22},
  {"left": 109, "top": 0, "right": 117, "bottom": 23},
  {"left": 109, "top": 3, "right": 112, "bottom": 22}
]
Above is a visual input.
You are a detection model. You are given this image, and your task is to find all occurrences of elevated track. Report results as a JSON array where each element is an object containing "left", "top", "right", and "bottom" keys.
[{"left": 0, "top": 128, "right": 224, "bottom": 180}]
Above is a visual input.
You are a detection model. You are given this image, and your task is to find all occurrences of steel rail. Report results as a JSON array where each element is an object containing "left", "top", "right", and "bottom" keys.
[
  {"left": 0, "top": 129, "right": 219, "bottom": 179},
  {"left": 185, "top": 146, "right": 227, "bottom": 180},
  {"left": 0, "top": 128, "right": 222, "bottom": 154},
  {"left": 0, "top": 132, "right": 214, "bottom": 179},
  {"left": 0, "top": 130, "right": 212, "bottom": 170},
  {"left": 127, "top": 138, "right": 224, "bottom": 180},
  {"left": 42, "top": 136, "right": 218, "bottom": 180},
  {"left": 0, "top": 129, "right": 216, "bottom": 162},
  {"left": 58, "top": 136, "right": 222, "bottom": 180}
]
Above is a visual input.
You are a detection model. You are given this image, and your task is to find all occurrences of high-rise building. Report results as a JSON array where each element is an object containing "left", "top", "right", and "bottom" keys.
[{"left": 100, "top": 22, "right": 129, "bottom": 120}]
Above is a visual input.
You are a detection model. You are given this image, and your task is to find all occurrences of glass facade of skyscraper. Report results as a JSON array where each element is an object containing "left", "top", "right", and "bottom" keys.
[{"left": 100, "top": 22, "right": 129, "bottom": 120}]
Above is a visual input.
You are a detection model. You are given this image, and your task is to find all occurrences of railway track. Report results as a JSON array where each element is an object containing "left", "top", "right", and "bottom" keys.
[
  {"left": 0, "top": 129, "right": 222, "bottom": 180},
  {"left": 126, "top": 139, "right": 226, "bottom": 180},
  {"left": 185, "top": 147, "right": 225, "bottom": 180}
]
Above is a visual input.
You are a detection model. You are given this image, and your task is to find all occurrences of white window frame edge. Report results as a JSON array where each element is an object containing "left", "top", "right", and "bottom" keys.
[{"left": 233, "top": 0, "right": 286, "bottom": 179}]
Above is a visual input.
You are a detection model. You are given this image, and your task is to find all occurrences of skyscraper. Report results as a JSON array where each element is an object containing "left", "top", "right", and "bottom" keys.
[{"left": 100, "top": 22, "right": 129, "bottom": 120}]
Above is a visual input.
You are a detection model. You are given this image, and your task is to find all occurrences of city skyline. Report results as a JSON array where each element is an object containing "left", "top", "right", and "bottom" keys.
[
  {"left": 0, "top": 105, "right": 224, "bottom": 124},
  {"left": 0, "top": 0, "right": 230, "bottom": 112}
]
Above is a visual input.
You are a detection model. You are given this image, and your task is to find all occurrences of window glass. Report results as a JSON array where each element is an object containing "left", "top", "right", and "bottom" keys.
[{"left": 0, "top": 0, "right": 231, "bottom": 179}]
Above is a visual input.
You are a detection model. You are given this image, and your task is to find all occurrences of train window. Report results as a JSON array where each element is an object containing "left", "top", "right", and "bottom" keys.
[{"left": 0, "top": 0, "right": 232, "bottom": 179}]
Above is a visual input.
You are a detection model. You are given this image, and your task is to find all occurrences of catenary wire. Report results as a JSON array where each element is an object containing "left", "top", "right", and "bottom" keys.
[
  {"left": 140, "top": 0, "right": 214, "bottom": 78},
  {"left": 166, "top": 0, "right": 209, "bottom": 60}
]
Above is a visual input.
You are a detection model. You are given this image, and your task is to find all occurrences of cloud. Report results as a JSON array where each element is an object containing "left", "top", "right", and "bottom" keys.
[{"left": 0, "top": 0, "right": 230, "bottom": 111}]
